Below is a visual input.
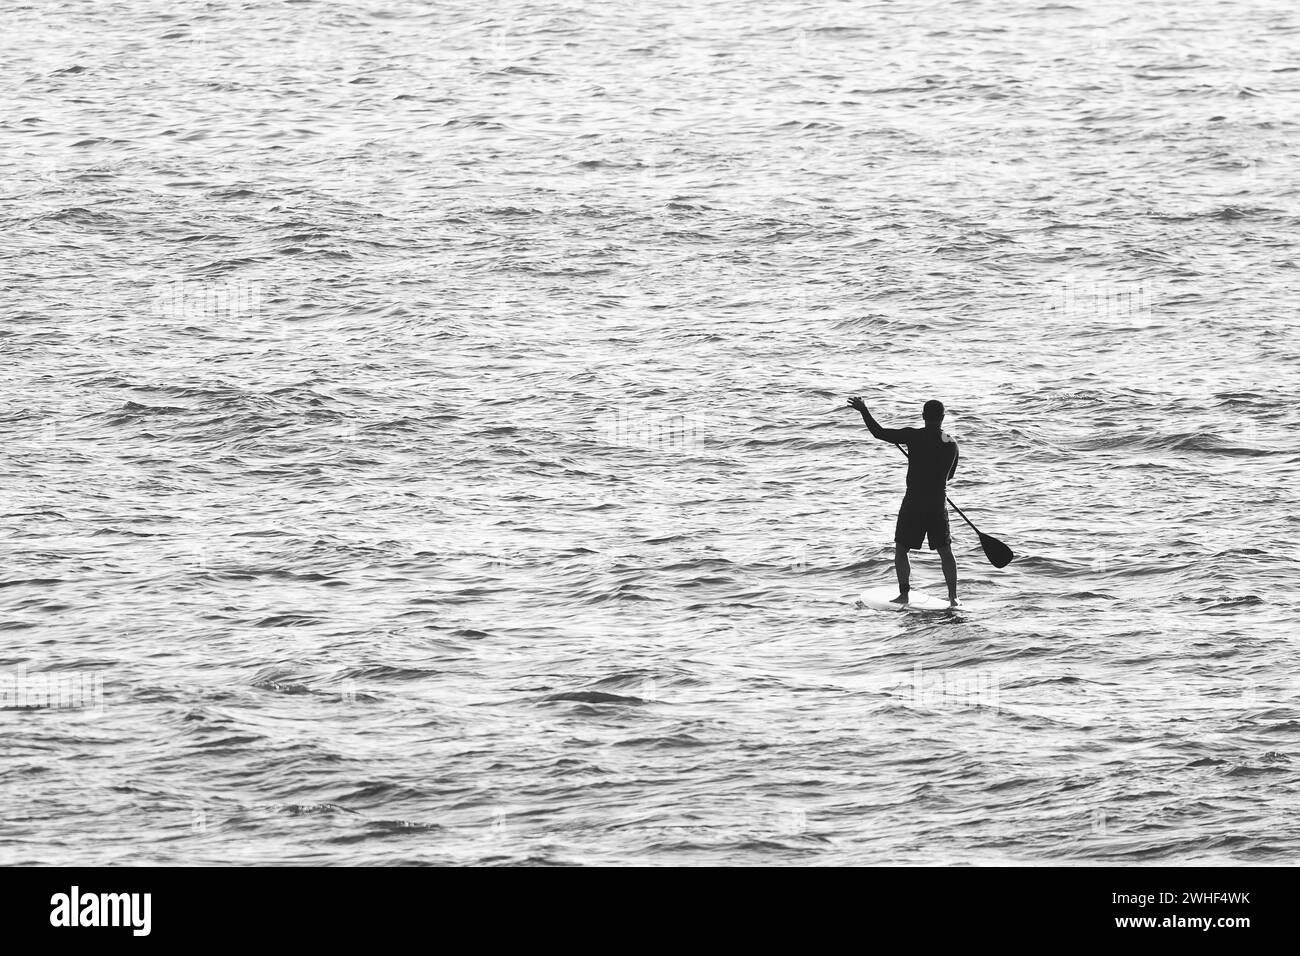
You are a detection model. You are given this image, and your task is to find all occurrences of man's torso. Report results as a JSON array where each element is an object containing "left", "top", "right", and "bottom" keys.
[{"left": 900, "top": 427, "right": 957, "bottom": 509}]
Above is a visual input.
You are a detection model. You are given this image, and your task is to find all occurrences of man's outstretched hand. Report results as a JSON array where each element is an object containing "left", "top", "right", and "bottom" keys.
[{"left": 846, "top": 396, "right": 867, "bottom": 413}]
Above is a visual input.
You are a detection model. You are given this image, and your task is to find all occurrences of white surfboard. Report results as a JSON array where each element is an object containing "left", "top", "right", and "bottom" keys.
[{"left": 860, "top": 586, "right": 962, "bottom": 612}]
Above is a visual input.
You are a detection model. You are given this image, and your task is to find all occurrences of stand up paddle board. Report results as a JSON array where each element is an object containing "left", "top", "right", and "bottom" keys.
[{"left": 860, "top": 586, "right": 962, "bottom": 612}]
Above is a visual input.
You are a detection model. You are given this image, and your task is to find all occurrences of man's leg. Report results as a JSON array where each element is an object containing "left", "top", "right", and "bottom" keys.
[
  {"left": 894, "top": 543, "right": 910, "bottom": 603},
  {"left": 937, "top": 544, "right": 958, "bottom": 605}
]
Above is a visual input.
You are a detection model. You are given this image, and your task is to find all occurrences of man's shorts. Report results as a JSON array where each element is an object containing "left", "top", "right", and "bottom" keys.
[{"left": 895, "top": 496, "right": 951, "bottom": 551}]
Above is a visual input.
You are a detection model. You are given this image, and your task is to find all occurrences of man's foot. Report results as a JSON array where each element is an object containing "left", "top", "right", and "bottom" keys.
[
  {"left": 948, "top": 597, "right": 962, "bottom": 608},
  {"left": 890, "top": 593, "right": 909, "bottom": 606}
]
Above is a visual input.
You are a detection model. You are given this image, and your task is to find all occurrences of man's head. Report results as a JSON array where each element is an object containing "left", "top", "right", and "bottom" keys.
[{"left": 922, "top": 399, "right": 944, "bottom": 424}]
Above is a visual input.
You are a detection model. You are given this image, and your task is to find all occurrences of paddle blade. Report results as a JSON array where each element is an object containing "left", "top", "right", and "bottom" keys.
[{"left": 979, "top": 532, "right": 1014, "bottom": 569}]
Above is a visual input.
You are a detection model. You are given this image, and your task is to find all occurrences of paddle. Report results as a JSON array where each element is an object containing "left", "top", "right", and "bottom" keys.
[{"left": 892, "top": 443, "right": 1014, "bottom": 568}]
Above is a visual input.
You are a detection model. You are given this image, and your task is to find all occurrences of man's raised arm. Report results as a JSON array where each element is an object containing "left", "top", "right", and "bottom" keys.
[{"left": 846, "top": 396, "right": 909, "bottom": 443}]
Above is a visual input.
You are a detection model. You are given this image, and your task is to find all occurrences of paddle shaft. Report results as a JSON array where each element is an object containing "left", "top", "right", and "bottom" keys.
[{"left": 892, "top": 443, "right": 983, "bottom": 536}]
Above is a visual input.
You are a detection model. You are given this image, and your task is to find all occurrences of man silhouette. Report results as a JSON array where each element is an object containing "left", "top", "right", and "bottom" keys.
[{"left": 847, "top": 397, "right": 960, "bottom": 607}]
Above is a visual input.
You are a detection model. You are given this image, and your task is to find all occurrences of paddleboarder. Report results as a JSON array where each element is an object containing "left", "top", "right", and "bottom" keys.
[{"left": 847, "top": 397, "right": 960, "bottom": 607}]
